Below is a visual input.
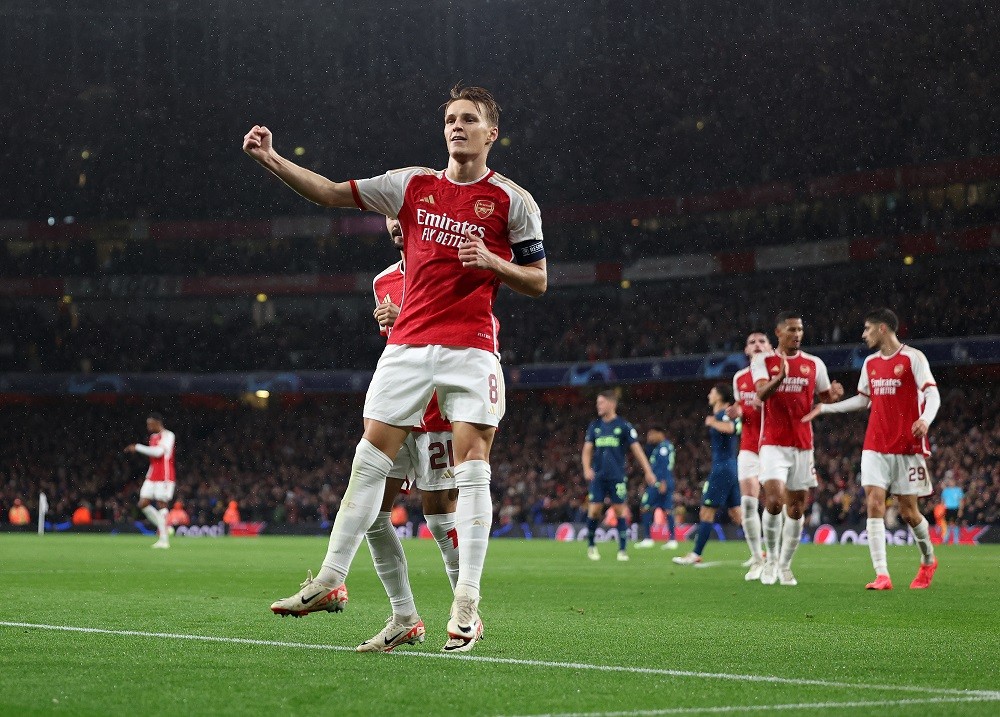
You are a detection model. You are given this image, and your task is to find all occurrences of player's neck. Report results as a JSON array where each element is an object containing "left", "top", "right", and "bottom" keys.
[
  {"left": 779, "top": 344, "right": 799, "bottom": 356},
  {"left": 878, "top": 336, "right": 902, "bottom": 356},
  {"left": 446, "top": 155, "right": 489, "bottom": 184},
  {"left": 601, "top": 412, "right": 617, "bottom": 422}
]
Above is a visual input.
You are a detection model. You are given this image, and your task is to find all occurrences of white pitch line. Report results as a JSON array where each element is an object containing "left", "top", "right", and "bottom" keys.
[
  {"left": 499, "top": 695, "right": 1000, "bottom": 717},
  {"left": 2, "top": 621, "right": 998, "bottom": 702}
]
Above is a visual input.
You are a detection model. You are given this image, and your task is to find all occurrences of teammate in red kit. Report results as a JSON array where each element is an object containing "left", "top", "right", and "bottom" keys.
[
  {"left": 124, "top": 412, "right": 175, "bottom": 549},
  {"left": 245, "top": 85, "right": 546, "bottom": 652},
  {"left": 751, "top": 312, "right": 843, "bottom": 586},
  {"left": 802, "top": 308, "right": 940, "bottom": 590},
  {"left": 729, "top": 331, "right": 772, "bottom": 580},
  {"left": 352, "top": 216, "right": 464, "bottom": 652}
]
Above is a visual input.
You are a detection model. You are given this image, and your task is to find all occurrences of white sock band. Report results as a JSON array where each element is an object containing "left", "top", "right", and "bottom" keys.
[
  {"left": 867, "top": 517, "right": 888, "bottom": 575},
  {"left": 317, "top": 438, "right": 393, "bottom": 587},
  {"left": 366, "top": 511, "right": 416, "bottom": 618},
  {"left": 454, "top": 460, "right": 492, "bottom": 602},
  {"left": 425, "top": 512, "right": 460, "bottom": 592}
]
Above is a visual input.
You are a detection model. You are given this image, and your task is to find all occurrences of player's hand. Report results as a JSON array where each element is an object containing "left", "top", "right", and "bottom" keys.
[
  {"left": 912, "top": 419, "right": 929, "bottom": 438},
  {"left": 242, "top": 125, "right": 274, "bottom": 162},
  {"left": 458, "top": 229, "right": 500, "bottom": 271},
  {"left": 776, "top": 352, "right": 789, "bottom": 380},
  {"left": 725, "top": 404, "right": 742, "bottom": 419},
  {"left": 800, "top": 405, "right": 823, "bottom": 423},
  {"left": 829, "top": 380, "right": 845, "bottom": 401},
  {"left": 373, "top": 296, "right": 400, "bottom": 328},
  {"left": 583, "top": 468, "right": 595, "bottom": 482},
  {"left": 124, "top": 444, "right": 137, "bottom": 453},
  {"left": 704, "top": 415, "right": 715, "bottom": 427},
  {"left": 645, "top": 472, "right": 657, "bottom": 486},
  {"left": 658, "top": 481, "right": 667, "bottom": 494}
]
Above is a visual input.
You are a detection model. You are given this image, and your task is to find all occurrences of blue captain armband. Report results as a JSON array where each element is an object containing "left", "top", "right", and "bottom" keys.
[{"left": 512, "top": 239, "right": 546, "bottom": 265}]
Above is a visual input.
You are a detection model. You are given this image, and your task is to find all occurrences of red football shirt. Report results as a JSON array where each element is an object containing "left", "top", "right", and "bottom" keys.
[
  {"left": 858, "top": 345, "right": 936, "bottom": 456},
  {"left": 372, "top": 260, "right": 452, "bottom": 434},
  {"left": 352, "top": 167, "right": 542, "bottom": 354},
  {"left": 751, "top": 351, "right": 831, "bottom": 450},
  {"left": 145, "top": 430, "right": 176, "bottom": 483},
  {"left": 733, "top": 366, "right": 763, "bottom": 453}
]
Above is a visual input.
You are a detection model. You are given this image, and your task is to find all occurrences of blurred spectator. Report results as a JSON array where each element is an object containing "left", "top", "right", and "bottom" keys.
[
  {"left": 167, "top": 501, "right": 191, "bottom": 527},
  {"left": 8, "top": 499, "right": 30, "bottom": 526},
  {"left": 222, "top": 500, "right": 241, "bottom": 526},
  {"left": 71, "top": 502, "right": 93, "bottom": 526}
]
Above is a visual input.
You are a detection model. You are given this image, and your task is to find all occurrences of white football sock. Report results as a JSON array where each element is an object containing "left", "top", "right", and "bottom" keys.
[
  {"left": 425, "top": 512, "right": 460, "bottom": 591},
  {"left": 454, "top": 460, "right": 492, "bottom": 602},
  {"left": 867, "top": 518, "right": 888, "bottom": 575},
  {"left": 317, "top": 439, "right": 393, "bottom": 587},
  {"left": 158, "top": 507, "right": 168, "bottom": 539},
  {"left": 762, "top": 509, "right": 782, "bottom": 565},
  {"left": 741, "top": 496, "right": 764, "bottom": 562},
  {"left": 142, "top": 505, "right": 163, "bottom": 533},
  {"left": 779, "top": 513, "right": 804, "bottom": 569},
  {"left": 365, "top": 511, "right": 416, "bottom": 618},
  {"left": 911, "top": 517, "right": 936, "bottom": 565}
]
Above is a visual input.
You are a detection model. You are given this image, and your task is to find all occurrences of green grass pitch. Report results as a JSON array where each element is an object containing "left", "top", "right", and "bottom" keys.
[{"left": 1, "top": 534, "right": 998, "bottom": 716}]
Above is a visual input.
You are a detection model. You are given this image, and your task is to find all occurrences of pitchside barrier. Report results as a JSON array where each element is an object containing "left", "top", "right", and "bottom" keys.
[{"left": 6, "top": 520, "right": 994, "bottom": 545}]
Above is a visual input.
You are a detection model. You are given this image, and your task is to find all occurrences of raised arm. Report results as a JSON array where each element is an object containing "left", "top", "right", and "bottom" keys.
[
  {"left": 755, "top": 354, "right": 787, "bottom": 401},
  {"left": 457, "top": 228, "right": 547, "bottom": 297},
  {"left": 801, "top": 393, "right": 871, "bottom": 423},
  {"left": 243, "top": 125, "right": 356, "bottom": 208}
]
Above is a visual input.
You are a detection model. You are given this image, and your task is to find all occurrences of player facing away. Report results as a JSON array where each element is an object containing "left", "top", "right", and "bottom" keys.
[
  {"left": 352, "top": 216, "right": 463, "bottom": 652},
  {"left": 581, "top": 390, "right": 658, "bottom": 561},
  {"left": 245, "top": 85, "right": 546, "bottom": 652},
  {"left": 124, "top": 413, "right": 175, "bottom": 549},
  {"left": 729, "top": 331, "right": 772, "bottom": 579},
  {"left": 751, "top": 312, "right": 844, "bottom": 586},
  {"left": 635, "top": 426, "right": 678, "bottom": 549},
  {"left": 674, "top": 384, "right": 743, "bottom": 565},
  {"left": 802, "top": 308, "right": 940, "bottom": 589}
]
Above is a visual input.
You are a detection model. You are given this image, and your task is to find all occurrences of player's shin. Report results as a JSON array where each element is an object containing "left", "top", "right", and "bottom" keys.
[
  {"left": 911, "top": 516, "right": 936, "bottom": 565},
  {"left": 366, "top": 511, "right": 417, "bottom": 619},
  {"left": 741, "top": 496, "right": 763, "bottom": 562},
  {"left": 762, "top": 509, "right": 782, "bottom": 564},
  {"left": 641, "top": 511, "right": 654, "bottom": 541},
  {"left": 425, "top": 512, "right": 460, "bottom": 591},
  {"left": 454, "top": 460, "right": 492, "bottom": 601},
  {"left": 141, "top": 504, "right": 163, "bottom": 531},
  {"left": 616, "top": 513, "right": 628, "bottom": 551},
  {"left": 317, "top": 439, "right": 393, "bottom": 587},
  {"left": 693, "top": 521, "right": 713, "bottom": 556},
  {"left": 866, "top": 518, "right": 889, "bottom": 575},
  {"left": 778, "top": 512, "right": 804, "bottom": 568}
]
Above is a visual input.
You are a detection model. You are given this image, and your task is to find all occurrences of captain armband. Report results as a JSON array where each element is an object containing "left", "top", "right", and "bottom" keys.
[{"left": 512, "top": 239, "right": 546, "bottom": 265}]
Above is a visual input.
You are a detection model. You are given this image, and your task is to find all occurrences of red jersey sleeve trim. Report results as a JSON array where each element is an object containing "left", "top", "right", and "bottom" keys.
[
  {"left": 349, "top": 180, "right": 367, "bottom": 210},
  {"left": 920, "top": 382, "right": 937, "bottom": 390},
  {"left": 858, "top": 390, "right": 870, "bottom": 397}
]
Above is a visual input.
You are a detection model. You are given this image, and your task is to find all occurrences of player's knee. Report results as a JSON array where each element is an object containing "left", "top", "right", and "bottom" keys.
[{"left": 453, "top": 460, "right": 490, "bottom": 488}]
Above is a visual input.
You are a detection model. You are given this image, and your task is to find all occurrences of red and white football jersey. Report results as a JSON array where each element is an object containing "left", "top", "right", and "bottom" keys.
[
  {"left": 146, "top": 430, "right": 176, "bottom": 483},
  {"left": 372, "top": 260, "right": 453, "bottom": 434},
  {"left": 351, "top": 167, "right": 542, "bottom": 354},
  {"left": 733, "top": 366, "right": 762, "bottom": 453},
  {"left": 858, "top": 345, "right": 936, "bottom": 456},
  {"left": 751, "top": 351, "right": 831, "bottom": 450}
]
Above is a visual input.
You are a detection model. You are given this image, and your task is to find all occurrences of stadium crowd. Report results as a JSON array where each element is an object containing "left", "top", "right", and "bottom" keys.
[
  {"left": 2, "top": 1, "right": 998, "bottom": 222},
  {"left": 2, "top": 385, "right": 996, "bottom": 533},
  {"left": 2, "top": 252, "right": 997, "bottom": 373}
]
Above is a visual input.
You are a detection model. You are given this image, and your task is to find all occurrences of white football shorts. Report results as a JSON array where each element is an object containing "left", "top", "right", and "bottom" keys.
[
  {"left": 387, "top": 432, "right": 422, "bottom": 483},
  {"left": 139, "top": 479, "right": 175, "bottom": 503},
  {"left": 364, "top": 345, "right": 505, "bottom": 428},
  {"left": 758, "top": 445, "right": 817, "bottom": 491},
  {"left": 737, "top": 450, "right": 760, "bottom": 482},
  {"left": 860, "top": 450, "right": 933, "bottom": 497}
]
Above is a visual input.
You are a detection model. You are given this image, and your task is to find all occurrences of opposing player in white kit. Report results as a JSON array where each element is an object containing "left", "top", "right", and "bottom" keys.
[
  {"left": 729, "top": 332, "right": 772, "bottom": 580},
  {"left": 752, "top": 312, "right": 843, "bottom": 586},
  {"left": 802, "top": 308, "right": 940, "bottom": 590},
  {"left": 124, "top": 412, "right": 175, "bottom": 549},
  {"left": 351, "top": 216, "right": 463, "bottom": 652},
  {"left": 245, "top": 85, "right": 546, "bottom": 652}
]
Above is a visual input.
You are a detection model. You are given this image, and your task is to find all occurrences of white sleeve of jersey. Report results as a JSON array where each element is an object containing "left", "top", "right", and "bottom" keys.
[
  {"left": 857, "top": 356, "right": 872, "bottom": 396},
  {"left": 506, "top": 189, "right": 543, "bottom": 245},
  {"left": 732, "top": 373, "right": 740, "bottom": 399},
  {"left": 353, "top": 167, "right": 433, "bottom": 218},
  {"left": 159, "top": 431, "right": 175, "bottom": 458},
  {"left": 814, "top": 358, "right": 831, "bottom": 394},
  {"left": 909, "top": 348, "right": 937, "bottom": 390},
  {"left": 134, "top": 443, "right": 163, "bottom": 457},
  {"left": 750, "top": 354, "right": 768, "bottom": 384}
]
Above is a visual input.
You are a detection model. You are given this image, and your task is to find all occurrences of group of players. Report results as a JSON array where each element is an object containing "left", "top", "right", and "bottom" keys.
[
  {"left": 591, "top": 312, "right": 940, "bottom": 592},
  {"left": 126, "top": 85, "right": 942, "bottom": 658}
]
